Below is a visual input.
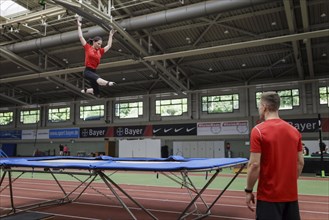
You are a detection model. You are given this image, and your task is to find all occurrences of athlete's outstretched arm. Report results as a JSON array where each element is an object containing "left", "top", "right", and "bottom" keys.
[
  {"left": 77, "top": 19, "right": 86, "bottom": 46},
  {"left": 104, "top": 29, "right": 117, "bottom": 53}
]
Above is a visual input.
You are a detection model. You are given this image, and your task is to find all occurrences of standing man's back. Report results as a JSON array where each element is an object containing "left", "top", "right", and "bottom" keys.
[{"left": 245, "top": 91, "right": 304, "bottom": 220}]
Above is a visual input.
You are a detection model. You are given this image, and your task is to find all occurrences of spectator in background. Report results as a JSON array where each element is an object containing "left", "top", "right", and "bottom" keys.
[
  {"left": 320, "top": 142, "right": 327, "bottom": 154},
  {"left": 59, "top": 144, "right": 64, "bottom": 156},
  {"left": 226, "top": 142, "right": 232, "bottom": 158},
  {"left": 63, "top": 145, "right": 69, "bottom": 156},
  {"left": 302, "top": 143, "right": 309, "bottom": 156}
]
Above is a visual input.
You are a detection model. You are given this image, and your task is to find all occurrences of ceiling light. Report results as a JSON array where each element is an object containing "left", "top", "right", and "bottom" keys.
[
  {"left": 271, "top": 21, "right": 277, "bottom": 26},
  {"left": 122, "top": 77, "right": 126, "bottom": 81},
  {"left": 185, "top": 37, "right": 190, "bottom": 41},
  {"left": 208, "top": 67, "right": 213, "bottom": 71},
  {"left": 224, "top": 30, "right": 229, "bottom": 34},
  {"left": 242, "top": 63, "right": 246, "bottom": 67},
  {"left": 322, "top": 53, "right": 327, "bottom": 57},
  {"left": 320, "top": 13, "right": 326, "bottom": 18},
  {"left": 281, "top": 58, "right": 286, "bottom": 63},
  {"left": 118, "top": 49, "right": 122, "bottom": 52}
]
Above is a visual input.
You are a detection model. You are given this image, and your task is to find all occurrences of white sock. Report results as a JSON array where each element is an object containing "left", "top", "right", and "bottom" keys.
[{"left": 81, "top": 88, "right": 94, "bottom": 94}]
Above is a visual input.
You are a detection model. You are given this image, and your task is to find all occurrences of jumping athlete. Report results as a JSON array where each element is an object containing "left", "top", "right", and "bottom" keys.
[{"left": 77, "top": 18, "right": 117, "bottom": 97}]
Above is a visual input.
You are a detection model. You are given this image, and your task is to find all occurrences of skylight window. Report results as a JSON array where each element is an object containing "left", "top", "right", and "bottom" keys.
[{"left": 0, "top": 0, "right": 29, "bottom": 18}]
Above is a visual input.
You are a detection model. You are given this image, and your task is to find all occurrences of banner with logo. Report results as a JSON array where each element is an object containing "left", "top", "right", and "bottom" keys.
[
  {"left": 153, "top": 123, "right": 197, "bottom": 136},
  {"left": 22, "top": 129, "right": 49, "bottom": 139},
  {"left": 284, "top": 118, "right": 319, "bottom": 133},
  {"left": 49, "top": 128, "right": 80, "bottom": 139},
  {"left": 106, "top": 125, "right": 152, "bottom": 137},
  {"left": 0, "top": 130, "right": 22, "bottom": 140},
  {"left": 197, "top": 121, "right": 249, "bottom": 136},
  {"left": 80, "top": 127, "right": 108, "bottom": 138}
]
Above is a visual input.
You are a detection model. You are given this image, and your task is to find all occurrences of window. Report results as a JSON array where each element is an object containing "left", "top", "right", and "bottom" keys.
[
  {"left": 319, "top": 86, "right": 329, "bottom": 107},
  {"left": 0, "top": 111, "right": 14, "bottom": 125},
  {"left": 20, "top": 109, "right": 40, "bottom": 124},
  {"left": 156, "top": 98, "right": 187, "bottom": 116},
  {"left": 202, "top": 94, "right": 239, "bottom": 113},
  {"left": 80, "top": 105, "right": 104, "bottom": 120},
  {"left": 256, "top": 89, "right": 299, "bottom": 110},
  {"left": 48, "top": 107, "right": 70, "bottom": 122},
  {"left": 0, "top": 1, "right": 29, "bottom": 17},
  {"left": 115, "top": 101, "right": 143, "bottom": 118}
]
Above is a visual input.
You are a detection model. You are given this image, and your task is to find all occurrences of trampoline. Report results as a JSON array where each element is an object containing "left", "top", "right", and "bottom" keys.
[{"left": 0, "top": 156, "right": 248, "bottom": 220}]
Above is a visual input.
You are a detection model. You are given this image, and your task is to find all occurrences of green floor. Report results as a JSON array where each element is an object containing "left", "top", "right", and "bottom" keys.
[{"left": 2, "top": 168, "right": 328, "bottom": 196}]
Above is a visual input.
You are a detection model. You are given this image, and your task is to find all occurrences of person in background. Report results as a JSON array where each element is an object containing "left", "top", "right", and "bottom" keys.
[
  {"left": 59, "top": 144, "right": 64, "bottom": 156},
  {"left": 63, "top": 145, "right": 69, "bottom": 156},
  {"left": 302, "top": 143, "right": 309, "bottom": 156},
  {"left": 226, "top": 142, "right": 232, "bottom": 158},
  {"left": 77, "top": 17, "right": 117, "bottom": 98},
  {"left": 245, "top": 91, "right": 304, "bottom": 220}
]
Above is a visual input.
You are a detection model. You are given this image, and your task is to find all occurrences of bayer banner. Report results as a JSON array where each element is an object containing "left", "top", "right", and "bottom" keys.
[{"left": 197, "top": 121, "right": 249, "bottom": 136}]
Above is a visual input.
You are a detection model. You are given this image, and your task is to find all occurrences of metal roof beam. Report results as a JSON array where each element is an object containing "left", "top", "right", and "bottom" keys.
[
  {"left": 0, "top": 93, "right": 29, "bottom": 105},
  {"left": 1, "top": 29, "right": 328, "bottom": 84},
  {"left": 0, "top": 48, "right": 41, "bottom": 72},
  {"left": 300, "top": 0, "right": 315, "bottom": 78},
  {"left": 283, "top": 0, "right": 304, "bottom": 79}
]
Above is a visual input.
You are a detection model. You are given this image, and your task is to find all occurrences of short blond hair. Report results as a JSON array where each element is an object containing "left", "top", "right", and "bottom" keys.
[{"left": 260, "top": 91, "right": 280, "bottom": 111}]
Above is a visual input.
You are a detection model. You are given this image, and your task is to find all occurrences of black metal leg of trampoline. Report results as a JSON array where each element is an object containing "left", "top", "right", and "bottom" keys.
[
  {"left": 178, "top": 169, "right": 220, "bottom": 220},
  {"left": 193, "top": 164, "right": 247, "bottom": 220},
  {"left": 98, "top": 171, "right": 158, "bottom": 220}
]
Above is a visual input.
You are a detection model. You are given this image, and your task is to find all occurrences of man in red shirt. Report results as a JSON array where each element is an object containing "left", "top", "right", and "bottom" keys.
[
  {"left": 245, "top": 91, "right": 304, "bottom": 220},
  {"left": 77, "top": 17, "right": 117, "bottom": 98}
]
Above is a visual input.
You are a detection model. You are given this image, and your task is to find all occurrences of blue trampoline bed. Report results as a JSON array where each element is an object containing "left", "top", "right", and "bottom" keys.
[{"left": 0, "top": 156, "right": 248, "bottom": 220}]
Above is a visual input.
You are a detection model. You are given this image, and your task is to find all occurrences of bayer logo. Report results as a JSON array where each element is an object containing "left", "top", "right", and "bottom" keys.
[
  {"left": 81, "top": 129, "right": 89, "bottom": 137},
  {"left": 116, "top": 127, "right": 124, "bottom": 136}
]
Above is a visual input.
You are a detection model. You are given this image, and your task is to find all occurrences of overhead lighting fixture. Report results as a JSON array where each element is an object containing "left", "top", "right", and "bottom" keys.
[
  {"left": 281, "top": 58, "right": 286, "bottom": 63},
  {"left": 320, "top": 13, "right": 326, "bottom": 18},
  {"left": 118, "top": 49, "right": 122, "bottom": 52},
  {"left": 242, "top": 63, "right": 246, "bottom": 67},
  {"left": 122, "top": 77, "right": 126, "bottom": 81},
  {"left": 224, "top": 30, "right": 229, "bottom": 34},
  {"left": 271, "top": 21, "right": 277, "bottom": 26},
  {"left": 208, "top": 67, "right": 213, "bottom": 71},
  {"left": 322, "top": 53, "right": 327, "bottom": 57},
  {"left": 186, "top": 37, "right": 191, "bottom": 44}
]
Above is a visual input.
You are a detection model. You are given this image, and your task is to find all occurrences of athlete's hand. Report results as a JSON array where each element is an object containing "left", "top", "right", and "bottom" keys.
[
  {"left": 246, "top": 192, "right": 255, "bottom": 212},
  {"left": 110, "top": 29, "right": 117, "bottom": 36}
]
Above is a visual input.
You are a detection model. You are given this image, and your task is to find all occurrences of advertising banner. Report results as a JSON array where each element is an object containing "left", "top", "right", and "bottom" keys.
[
  {"left": 0, "top": 130, "right": 22, "bottom": 140},
  {"left": 106, "top": 125, "right": 152, "bottom": 137},
  {"left": 80, "top": 127, "right": 108, "bottom": 138},
  {"left": 49, "top": 128, "right": 80, "bottom": 139},
  {"left": 153, "top": 123, "right": 197, "bottom": 136},
  {"left": 22, "top": 129, "right": 49, "bottom": 139},
  {"left": 197, "top": 121, "right": 249, "bottom": 136},
  {"left": 285, "top": 118, "right": 318, "bottom": 133}
]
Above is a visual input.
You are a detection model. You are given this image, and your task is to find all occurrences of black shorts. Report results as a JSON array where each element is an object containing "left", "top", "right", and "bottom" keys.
[
  {"left": 83, "top": 67, "right": 100, "bottom": 81},
  {"left": 256, "top": 200, "right": 300, "bottom": 220}
]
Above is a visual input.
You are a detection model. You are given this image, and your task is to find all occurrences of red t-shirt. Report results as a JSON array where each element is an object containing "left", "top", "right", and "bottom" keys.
[
  {"left": 84, "top": 44, "right": 105, "bottom": 69},
  {"left": 250, "top": 118, "right": 302, "bottom": 202}
]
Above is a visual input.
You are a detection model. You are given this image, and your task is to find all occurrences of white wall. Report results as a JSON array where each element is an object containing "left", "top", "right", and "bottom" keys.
[
  {"left": 119, "top": 139, "right": 161, "bottom": 158},
  {"left": 173, "top": 140, "right": 225, "bottom": 158}
]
